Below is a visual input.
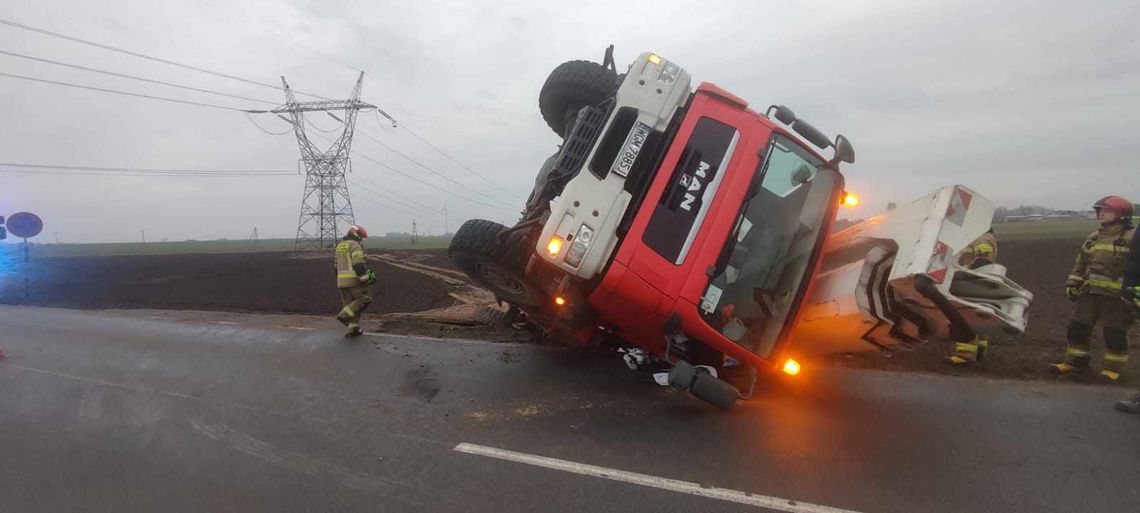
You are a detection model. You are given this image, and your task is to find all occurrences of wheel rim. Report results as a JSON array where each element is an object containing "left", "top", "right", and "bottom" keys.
[{"left": 474, "top": 262, "right": 526, "bottom": 295}]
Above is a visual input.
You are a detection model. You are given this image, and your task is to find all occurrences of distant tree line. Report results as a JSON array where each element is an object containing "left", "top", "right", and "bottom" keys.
[{"left": 993, "top": 205, "right": 1096, "bottom": 222}]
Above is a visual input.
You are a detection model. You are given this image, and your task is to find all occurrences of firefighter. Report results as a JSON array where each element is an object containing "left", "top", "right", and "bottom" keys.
[
  {"left": 334, "top": 225, "right": 376, "bottom": 338},
  {"left": 1049, "top": 196, "right": 1136, "bottom": 382},
  {"left": 1113, "top": 222, "right": 1140, "bottom": 413},
  {"left": 943, "top": 228, "right": 999, "bottom": 365}
]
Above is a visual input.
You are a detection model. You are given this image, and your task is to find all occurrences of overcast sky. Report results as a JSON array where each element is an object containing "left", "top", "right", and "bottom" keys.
[{"left": 1, "top": 0, "right": 1138, "bottom": 243}]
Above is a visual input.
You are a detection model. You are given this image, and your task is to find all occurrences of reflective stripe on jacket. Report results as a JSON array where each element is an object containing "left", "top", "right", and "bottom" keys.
[
  {"left": 334, "top": 239, "right": 367, "bottom": 288},
  {"left": 1066, "top": 224, "right": 1135, "bottom": 296}
]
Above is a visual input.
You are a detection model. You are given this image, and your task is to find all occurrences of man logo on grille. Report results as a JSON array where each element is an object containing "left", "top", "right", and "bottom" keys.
[{"left": 680, "top": 161, "right": 711, "bottom": 212}]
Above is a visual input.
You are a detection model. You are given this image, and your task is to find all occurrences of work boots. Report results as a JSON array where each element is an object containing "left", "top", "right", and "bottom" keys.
[
  {"left": 1048, "top": 362, "right": 1086, "bottom": 375},
  {"left": 1048, "top": 362, "right": 1126, "bottom": 383},
  {"left": 943, "top": 338, "right": 988, "bottom": 366},
  {"left": 1050, "top": 342, "right": 1092, "bottom": 376}
]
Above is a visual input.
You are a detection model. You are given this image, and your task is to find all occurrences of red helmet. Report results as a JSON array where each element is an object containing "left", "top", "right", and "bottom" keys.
[
  {"left": 1092, "top": 196, "right": 1134, "bottom": 220},
  {"left": 346, "top": 225, "right": 368, "bottom": 239}
]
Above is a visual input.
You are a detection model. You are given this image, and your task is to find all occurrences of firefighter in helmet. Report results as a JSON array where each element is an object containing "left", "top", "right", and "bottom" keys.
[
  {"left": 943, "top": 228, "right": 999, "bottom": 365},
  {"left": 1049, "top": 196, "right": 1136, "bottom": 382},
  {"left": 334, "top": 225, "right": 376, "bottom": 337}
]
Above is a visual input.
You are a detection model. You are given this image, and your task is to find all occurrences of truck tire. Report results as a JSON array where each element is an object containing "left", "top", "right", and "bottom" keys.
[
  {"left": 667, "top": 360, "right": 697, "bottom": 391},
  {"left": 689, "top": 372, "right": 739, "bottom": 410},
  {"left": 539, "top": 60, "right": 620, "bottom": 138},
  {"left": 449, "top": 219, "right": 547, "bottom": 307}
]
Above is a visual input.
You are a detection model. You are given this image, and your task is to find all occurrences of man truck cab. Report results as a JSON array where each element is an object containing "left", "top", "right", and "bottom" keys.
[{"left": 450, "top": 50, "right": 1029, "bottom": 409}]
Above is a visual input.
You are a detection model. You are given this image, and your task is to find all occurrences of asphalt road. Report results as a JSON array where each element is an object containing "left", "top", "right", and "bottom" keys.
[{"left": 1, "top": 306, "right": 1138, "bottom": 513}]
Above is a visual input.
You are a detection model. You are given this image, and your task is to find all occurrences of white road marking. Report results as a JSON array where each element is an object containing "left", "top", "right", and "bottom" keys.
[
  {"left": 280, "top": 326, "right": 317, "bottom": 331},
  {"left": 453, "top": 443, "right": 864, "bottom": 513},
  {"left": 210, "top": 321, "right": 238, "bottom": 325}
]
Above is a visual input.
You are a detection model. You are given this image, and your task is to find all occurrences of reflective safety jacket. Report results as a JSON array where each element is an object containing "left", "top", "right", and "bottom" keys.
[
  {"left": 1066, "top": 223, "right": 1136, "bottom": 296},
  {"left": 959, "top": 232, "right": 998, "bottom": 269},
  {"left": 334, "top": 238, "right": 369, "bottom": 288}
]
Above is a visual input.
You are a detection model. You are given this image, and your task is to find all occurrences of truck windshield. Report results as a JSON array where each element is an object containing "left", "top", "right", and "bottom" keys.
[{"left": 698, "top": 135, "right": 840, "bottom": 358}]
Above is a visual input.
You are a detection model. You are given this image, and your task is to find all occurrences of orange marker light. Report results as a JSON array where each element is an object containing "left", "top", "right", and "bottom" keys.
[
  {"left": 842, "top": 192, "right": 860, "bottom": 208},
  {"left": 547, "top": 237, "right": 563, "bottom": 256},
  {"left": 554, "top": 296, "right": 566, "bottom": 306},
  {"left": 782, "top": 358, "right": 801, "bottom": 376}
]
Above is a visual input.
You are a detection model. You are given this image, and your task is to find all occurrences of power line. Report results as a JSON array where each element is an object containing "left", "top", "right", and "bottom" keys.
[
  {"left": 350, "top": 177, "right": 429, "bottom": 212},
  {"left": 349, "top": 182, "right": 425, "bottom": 218},
  {"left": 348, "top": 187, "right": 421, "bottom": 218},
  {"left": 309, "top": 132, "right": 516, "bottom": 212},
  {"left": 351, "top": 171, "right": 429, "bottom": 208},
  {"left": 0, "top": 16, "right": 331, "bottom": 100},
  {"left": 0, "top": 17, "right": 514, "bottom": 202},
  {"left": 400, "top": 124, "right": 517, "bottom": 197},
  {"left": 349, "top": 175, "right": 439, "bottom": 215},
  {"left": 244, "top": 111, "right": 291, "bottom": 135},
  {"left": 0, "top": 162, "right": 295, "bottom": 176},
  {"left": 0, "top": 49, "right": 280, "bottom": 105},
  {"left": 303, "top": 113, "right": 341, "bottom": 133},
  {"left": 373, "top": 109, "right": 393, "bottom": 131},
  {"left": 257, "top": 31, "right": 514, "bottom": 199},
  {"left": 0, "top": 169, "right": 291, "bottom": 177},
  {"left": 351, "top": 148, "right": 516, "bottom": 213},
  {"left": 0, "top": 71, "right": 252, "bottom": 112},
  {"left": 356, "top": 130, "right": 516, "bottom": 208}
]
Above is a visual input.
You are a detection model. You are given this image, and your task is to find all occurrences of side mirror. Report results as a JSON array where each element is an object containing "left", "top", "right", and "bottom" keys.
[
  {"left": 767, "top": 104, "right": 796, "bottom": 125},
  {"left": 791, "top": 119, "right": 831, "bottom": 150},
  {"left": 833, "top": 134, "right": 855, "bottom": 164}
]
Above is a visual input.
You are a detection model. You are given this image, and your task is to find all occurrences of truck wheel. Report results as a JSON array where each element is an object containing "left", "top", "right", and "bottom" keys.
[
  {"left": 690, "top": 372, "right": 739, "bottom": 410},
  {"left": 449, "top": 219, "right": 547, "bottom": 308},
  {"left": 539, "top": 60, "right": 620, "bottom": 138},
  {"left": 667, "top": 360, "right": 697, "bottom": 391}
]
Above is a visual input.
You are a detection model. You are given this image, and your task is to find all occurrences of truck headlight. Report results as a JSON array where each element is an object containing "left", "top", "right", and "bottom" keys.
[
  {"left": 547, "top": 237, "right": 563, "bottom": 256},
  {"left": 564, "top": 224, "right": 594, "bottom": 267}
]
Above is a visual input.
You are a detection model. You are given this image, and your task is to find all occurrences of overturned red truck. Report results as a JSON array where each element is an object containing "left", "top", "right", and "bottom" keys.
[{"left": 450, "top": 49, "right": 1032, "bottom": 409}]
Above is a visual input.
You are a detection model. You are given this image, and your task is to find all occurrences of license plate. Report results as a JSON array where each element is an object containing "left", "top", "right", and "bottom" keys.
[{"left": 611, "top": 120, "right": 653, "bottom": 178}]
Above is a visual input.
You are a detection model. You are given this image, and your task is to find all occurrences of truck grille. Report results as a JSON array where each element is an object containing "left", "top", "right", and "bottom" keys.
[{"left": 554, "top": 99, "right": 613, "bottom": 178}]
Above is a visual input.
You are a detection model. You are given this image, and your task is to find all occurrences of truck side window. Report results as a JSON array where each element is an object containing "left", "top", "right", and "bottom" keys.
[{"left": 698, "top": 136, "right": 841, "bottom": 358}]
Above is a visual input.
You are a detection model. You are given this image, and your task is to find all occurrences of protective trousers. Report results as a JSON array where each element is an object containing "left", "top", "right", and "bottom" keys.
[
  {"left": 338, "top": 285, "right": 373, "bottom": 329},
  {"left": 1064, "top": 294, "right": 1135, "bottom": 372}
]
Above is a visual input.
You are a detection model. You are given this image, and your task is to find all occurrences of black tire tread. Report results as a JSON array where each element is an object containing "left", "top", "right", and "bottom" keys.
[
  {"left": 449, "top": 219, "right": 543, "bottom": 306},
  {"left": 539, "top": 60, "right": 619, "bottom": 138},
  {"left": 448, "top": 219, "right": 528, "bottom": 268}
]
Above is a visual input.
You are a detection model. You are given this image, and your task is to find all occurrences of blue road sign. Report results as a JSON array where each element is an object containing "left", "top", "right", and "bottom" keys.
[{"left": 7, "top": 212, "right": 43, "bottom": 239}]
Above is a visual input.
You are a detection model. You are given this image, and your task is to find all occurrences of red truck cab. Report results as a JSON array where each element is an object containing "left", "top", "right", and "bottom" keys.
[{"left": 587, "top": 83, "right": 846, "bottom": 374}]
